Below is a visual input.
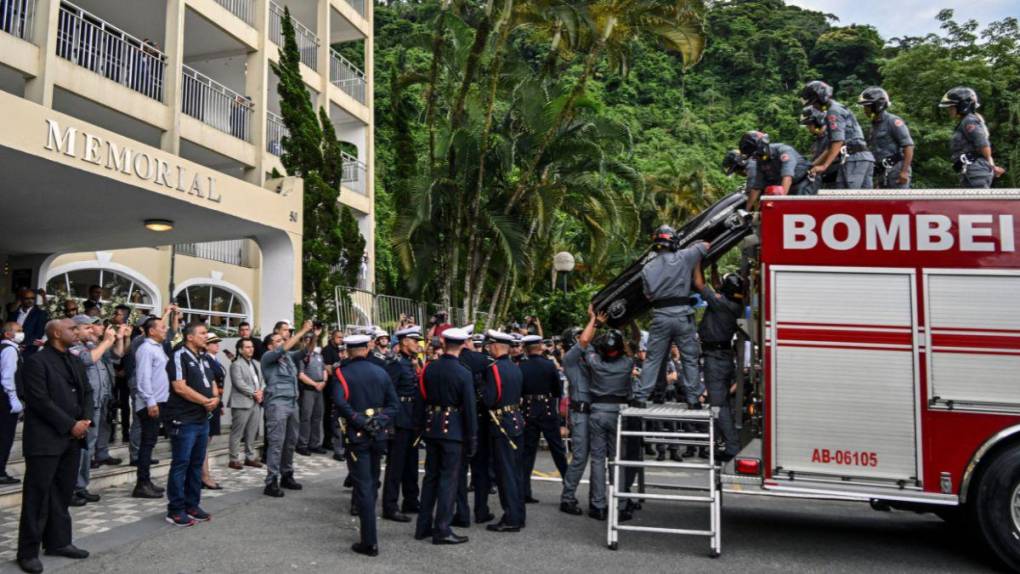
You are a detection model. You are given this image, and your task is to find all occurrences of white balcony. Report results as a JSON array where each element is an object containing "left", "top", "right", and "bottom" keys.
[
  {"left": 176, "top": 239, "right": 252, "bottom": 267},
  {"left": 213, "top": 0, "right": 254, "bottom": 27},
  {"left": 341, "top": 150, "right": 366, "bottom": 195},
  {"left": 1, "top": 0, "right": 34, "bottom": 41},
  {"left": 329, "top": 47, "right": 365, "bottom": 104},
  {"left": 56, "top": 1, "right": 166, "bottom": 102},
  {"left": 269, "top": 1, "right": 319, "bottom": 70},
  {"left": 182, "top": 64, "right": 253, "bottom": 142},
  {"left": 266, "top": 109, "right": 288, "bottom": 156}
]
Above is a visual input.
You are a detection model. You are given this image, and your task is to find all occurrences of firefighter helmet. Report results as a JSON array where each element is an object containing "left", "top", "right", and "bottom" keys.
[
  {"left": 595, "top": 329, "right": 626, "bottom": 361},
  {"left": 652, "top": 225, "right": 677, "bottom": 251},
  {"left": 720, "top": 273, "right": 746, "bottom": 301},
  {"left": 938, "top": 86, "right": 980, "bottom": 115},
  {"left": 799, "top": 106, "right": 827, "bottom": 128},
  {"left": 858, "top": 86, "right": 890, "bottom": 114},
  {"left": 722, "top": 149, "right": 748, "bottom": 176},
  {"left": 739, "top": 131, "right": 770, "bottom": 160},
  {"left": 560, "top": 326, "right": 582, "bottom": 351},
  {"left": 800, "top": 80, "right": 833, "bottom": 107}
]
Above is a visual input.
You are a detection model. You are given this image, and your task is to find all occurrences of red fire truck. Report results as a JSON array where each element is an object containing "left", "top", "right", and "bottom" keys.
[
  {"left": 724, "top": 190, "right": 1020, "bottom": 570},
  {"left": 595, "top": 189, "right": 1020, "bottom": 568}
]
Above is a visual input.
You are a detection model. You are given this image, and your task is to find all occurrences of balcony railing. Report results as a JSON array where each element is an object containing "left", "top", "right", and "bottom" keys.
[
  {"left": 56, "top": 1, "right": 166, "bottom": 101},
  {"left": 1, "top": 0, "right": 34, "bottom": 41},
  {"left": 182, "top": 65, "right": 253, "bottom": 142},
  {"left": 343, "top": 0, "right": 365, "bottom": 19},
  {"left": 329, "top": 48, "right": 366, "bottom": 104},
  {"left": 341, "top": 150, "right": 367, "bottom": 195},
  {"left": 266, "top": 110, "right": 289, "bottom": 156},
  {"left": 269, "top": 1, "right": 319, "bottom": 70},
  {"left": 213, "top": 0, "right": 254, "bottom": 26},
  {"left": 176, "top": 240, "right": 252, "bottom": 267}
]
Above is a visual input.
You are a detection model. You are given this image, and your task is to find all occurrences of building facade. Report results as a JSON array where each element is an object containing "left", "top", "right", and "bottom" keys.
[{"left": 0, "top": 0, "right": 374, "bottom": 334}]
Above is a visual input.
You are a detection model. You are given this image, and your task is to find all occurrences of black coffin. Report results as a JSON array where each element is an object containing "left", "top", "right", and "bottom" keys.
[{"left": 591, "top": 191, "right": 753, "bottom": 327}]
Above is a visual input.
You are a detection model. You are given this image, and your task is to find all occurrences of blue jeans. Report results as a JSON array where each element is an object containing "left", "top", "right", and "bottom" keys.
[{"left": 166, "top": 420, "right": 209, "bottom": 515}]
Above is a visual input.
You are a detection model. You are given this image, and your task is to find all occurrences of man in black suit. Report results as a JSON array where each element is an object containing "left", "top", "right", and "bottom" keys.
[
  {"left": 9, "top": 289, "right": 48, "bottom": 358},
  {"left": 16, "top": 319, "right": 93, "bottom": 574}
]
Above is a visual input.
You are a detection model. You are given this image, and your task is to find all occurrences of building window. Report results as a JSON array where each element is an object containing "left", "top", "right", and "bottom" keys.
[
  {"left": 175, "top": 284, "right": 249, "bottom": 336},
  {"left": 46, "top": 267, "right": 156, "bottom": 311}
]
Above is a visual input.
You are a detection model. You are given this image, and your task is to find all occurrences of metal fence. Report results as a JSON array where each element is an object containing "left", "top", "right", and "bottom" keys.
[
  {"left": 0, "top": 0, "right": 33, "bottom": 41},
  {"left": 335, "top": 286, "right": 490, "bottom": 334},
  {"left": 329, "top": 47, "right": 366, "bottom": 104},
  {"left": 176, "top": 240, "right": 252, "bottom": 268},
  {"left": 340, "top": 151, "right": 367, "bottom": 195},
  {"left": 266, "top": 110, "right": 288, "bottom": 156},
  {"left": 182, "top": 65, "right": 253, "bottom": 142},
  {"left": 56, "top": 1, "right": 166, "bottom": 101},
  {"left": 214, "top": 0, "right": 254, "bottom": 26},
  {"left": 269, "top": 1, "right": 319, "bottom": 70}
]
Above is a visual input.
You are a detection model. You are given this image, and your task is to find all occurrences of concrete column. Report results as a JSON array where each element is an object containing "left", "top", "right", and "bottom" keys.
[
  {"left": 160, "top": 0, "right": 186, "bottom": 154},
  {"left": 244, "top": 0, "right": 270, "bottom": 186},
  {"left": 362, "top": 2, "right": 375, "bottom": 291},
  {"left": 24, "top": 0, "right": 60, "bottom": 107},
  {"left": 254, "top": 229, "right": 302, "bottom": 334},
  {"left": 316, "top": 0, "right": 330, "bottom": 113}
]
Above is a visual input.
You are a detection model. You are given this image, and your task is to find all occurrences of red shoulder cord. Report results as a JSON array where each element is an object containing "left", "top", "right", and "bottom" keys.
[
  {"left": 490, "top": 363, "right": 503, "bottom": 403},
  {"left": 418, "top": 362, "right": 429, "bottom": 400},
  {"left": 334, "top": 366, "right": 350, "bottom": 401}
]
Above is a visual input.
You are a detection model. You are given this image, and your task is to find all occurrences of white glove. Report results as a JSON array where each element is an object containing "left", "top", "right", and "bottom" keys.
[{"left": 8, "top": 393, "right": 23, "bottom": 415}]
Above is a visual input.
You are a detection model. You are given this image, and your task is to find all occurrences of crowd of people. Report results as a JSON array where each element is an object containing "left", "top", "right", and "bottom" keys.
[{"left": 722, "top": 82, "right": 1007, "bottom": 208}]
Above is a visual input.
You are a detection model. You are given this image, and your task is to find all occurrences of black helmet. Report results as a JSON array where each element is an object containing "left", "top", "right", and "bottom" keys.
[
  {"left": 722, "top": 149, "right": 748, "bottom": 176},
  {"left": 560, "top": 327, "right": 582, "bottom": 351},
  {"left": 939, "top": 86, "right": 979, "bottom": 115},
  {"left": 720, "top": 272, "right": 746, "bottom": 302},
  {"left": 595, "top": 329, "right": 626, "bottom": 361},
  {"left": 738, "top": 131, "right": 770, "bottom": 160},
  {"left": 858, "top": 86, "right": 890, "bottom": 114},
  {"left": 652, "top": 225, "right": 677, "bottom": 251},
  {"left": 800, "top": 80, "right": 833, "bottom": 107},
  {"left": 799, "top": 106, "right": 826, "bottom": 128}
]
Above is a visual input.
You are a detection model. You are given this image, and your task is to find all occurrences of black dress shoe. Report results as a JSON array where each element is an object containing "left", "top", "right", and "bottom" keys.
[
  {"left": 683, "top": 446, "right": 697, "bottom": 457},
  {"left": 0, "top": 474, "right": 20, "bottom": 485},
  {"left": 295, "top": 448, "right": 311, "bottom": 456},
  {"left": 383, "top": 512, "right": 411, "bottom": 523},
  {"left": 309, "top": 447, "right": 328, "bottom": 455},
  {"left": 351, "top": 542, "right": 378, "bottom": 557},
  {"left": 280, "top": 474, "right": 303, "bottom": 490},
  {"left": 524, "top": 496, "right": 539, "bottom": 504},
  {"left": 45, "top": 545, "right": 89, "bottom": 559},
  {"left": 401, "top": 503, "right": 420, "bottom": 514},
  {"left": 559, "top": 502, "right": 583, "bottom": 516},
  {"left": 343, "top": 475, "right": 353, "bottom": 488},
  {"left": 350, "top": 505, "right": 360, "bottom": 517},
  {"left": 69, "top": 494, "right": 88, "bottom": 507},
  {"left": 433, "top": 533, "right": 468, "bottom": 545},
  {"left": 414, "top": 529, "right": 431, "bottom": 541},
  {"left": 698, "top": 446, "right": 709, "bottom": 459},
  {"left": 451, "top": 518, "right": 470, "bottom": 528},
  {"left": 474, "top": 512, "right": 495, "bottom": 524},
  {"left": 17, "top": 557, "right": 43, "bottom": 573},
  {"left": 644, "top": 445, "right": 656, "bottom": 456},
  {"left": 332, "top": 453, "right": 345, "bottom": 462},
  {"left": 264, "top": 480, "right": 284, "bottom": 498},
  {"left": 148, "top": 480, "right": 166, "bottom": 494},
  {"left": 669, "top": 451, "right": 683, "bottom": 462},
  {"left": 101, "top": 456, "right": 123, "bottom": 466},
  {"left": 655, "top": 451, "right": 666, "bottom": 462},
  {"left": 76, "top": 490, "right": 100, "bottom": 503},
  {"left": 132, "top": 482, "right": 163, "bottom": 499},
  {"left": 587, "top": 507, "right": 607, "bottom": 521},
  {"left": 90, "top": 461, "right": 102, "bottom": 470},
  {"left": 485, "top": 522, "right": 520, "bottom": 533}
]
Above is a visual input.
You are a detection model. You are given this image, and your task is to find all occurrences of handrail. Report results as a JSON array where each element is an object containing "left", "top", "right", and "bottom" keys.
[
  {"left": 182, "top": 64, "right": 253, "bottom": 142},
  {"left": 213, "top": 0, "right": 254, "bottom": 26},
  {"left": 329, "top": 47, "right": 366, "bottom": 104},
  {"left": 269, "top": 1, "right": 320, "bottom": 69},
  {"left": 266, "top": 110, "right": 289, "bottom": 155},
  {"left": 0, "top": 0, "right": 34, "bottom": 41}
]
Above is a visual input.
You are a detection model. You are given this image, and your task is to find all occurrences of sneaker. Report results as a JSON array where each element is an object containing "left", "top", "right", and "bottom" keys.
[
  {"left": 186, "top": 507, "right": 211, "bottom": 522},
  {"left": 165, "top": 513, "right": 197, "bottom": 527}
]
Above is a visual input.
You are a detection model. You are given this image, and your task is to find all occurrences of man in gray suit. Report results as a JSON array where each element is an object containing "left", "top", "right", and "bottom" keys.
[{"left": 228, "top": 339, "right": 263, "bottom": 469}]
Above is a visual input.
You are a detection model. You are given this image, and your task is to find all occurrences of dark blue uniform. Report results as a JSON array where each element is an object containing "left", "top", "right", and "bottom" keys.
[
  {"left": 334, "top": 357, "right": 399, "bottom": 549},
  {"left": 519, "top": 353, "right": 567, "bottom": 500},
  {"left": 414, "top": 354, "right": 477, "bottom": 540},
  {"left": 382, "top": 352, "right": 421, "bottom": 516},
  {"left": 459, "top": 348, "right": 490, "bottom": 523},
  {"left": 479, "top": 355, "right": 525, "bottom": 528}
]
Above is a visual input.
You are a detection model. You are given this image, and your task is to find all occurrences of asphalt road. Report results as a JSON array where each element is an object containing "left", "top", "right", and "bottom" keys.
[{"left": 4, "top": 454, "right": 1007, "bottom": 574}]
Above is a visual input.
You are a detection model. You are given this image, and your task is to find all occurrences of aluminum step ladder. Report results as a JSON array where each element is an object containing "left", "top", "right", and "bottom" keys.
[{"left": 607, "top": 404, "right": 721, "bottom": 557}]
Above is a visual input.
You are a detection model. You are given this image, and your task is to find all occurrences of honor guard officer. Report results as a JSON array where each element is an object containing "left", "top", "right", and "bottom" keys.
[
  {"left": 458, "top": 330, "right": 490, "bottom": 526},
  {"left": 333, "top": 334, "right": 400, "bottom": 558},
  {"left": 939, "top": 87, "right": 1005, "bottom": 188},
  {"left": 739, "top": 131, "right": 815, "bottom": 208},
  {"left": 859, "top": 87, "right": 914, "bottom": 189},
  {"left": 636, "top": 227, "right": 707, "bottom": 412},
  {"left": 479, "top": 330, "right": 526, "bottom": 532},
  {"left": 801, "top": 80, "right": 875, "bottom": 190},
  {"left": 694, "top": 264, "right": 745, "bottom": 462},
  {"left": 381, "top": 327, "right": 424, "bottom": 523},
  {"left": 509, "top": 334, "right": 524, "bottom": 365},
  {"left": 414, "top": 328, "right": 477, "bottom": 545},
  {"left": 577, "top": 306, "right": 634, "bottom": 521},
  {"left": 722, "top": 149, "right": 757, "bottom": 191},
  {"left": 559, "top": 326, "right": 592, "bottom": 516},
  {"left": 518, "top": 334, "right": 568, "bottom": 504}
]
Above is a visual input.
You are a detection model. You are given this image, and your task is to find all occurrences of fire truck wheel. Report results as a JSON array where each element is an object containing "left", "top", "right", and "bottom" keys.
[{"left": 973, "top": 447, "right": 1020, "bottom": 572}]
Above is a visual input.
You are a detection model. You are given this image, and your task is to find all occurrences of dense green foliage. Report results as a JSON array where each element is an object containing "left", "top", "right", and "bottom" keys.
[{"left": 371, "top": 1, "right": 1020, "bottom": 325}]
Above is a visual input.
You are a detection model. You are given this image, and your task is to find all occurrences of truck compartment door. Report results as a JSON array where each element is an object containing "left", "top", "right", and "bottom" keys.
[{"left": 771, "top": 267, "right": 919, "bottom": 484}]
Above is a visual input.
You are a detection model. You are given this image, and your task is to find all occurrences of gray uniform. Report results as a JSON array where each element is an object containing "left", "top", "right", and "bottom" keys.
[
  {"left": 752, "top": 143, "right": 815, "bottom": 195},
  {"left": 951, "top": 113, "right": 994, "bottom": 188},
  {"left": 638, "top": 243, "right": 707, "bottom": 406},
  {"left": 296, "top": 348, "right": 325, "bottom": 450},
  {"left": 810, "top": 128, "right": 836, "bottom": 192},
  {"left": 583, "top": 345, "right": 633, "bottom": 511},
  {"left": 560, "top": 343, "right": 592, "bottom": 507},
  {"left": 70, "top": 342, "right": 115, "bottom": 492},
  {"left": 261, "top": 348, "right": 302, "bottom": 485},
  {"left": 698, "top": 286, "right": 743, "bottom": 456},
  {"left": 824, "top": 101, "right": 875, "bottom": 189},
  {"left": 868, "top": 111, "right": 914, "bottom": 189}
]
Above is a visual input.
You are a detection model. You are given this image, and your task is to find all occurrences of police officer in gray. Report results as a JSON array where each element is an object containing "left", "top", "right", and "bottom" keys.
[
  {"left": 802, "top": 80, "right": 875, "bottom": 189},
  {"left": 635, "top": 227, "right": 707, "bottom": 410},
  {"left": 558, "top": 327, "right": 591, "bottom": 516},
  {"left": 693, "top": 264, "right": 745, "bottom": 461},
  {"left": 573, "top": 305, "right": 633, "bottom": 521},
  {"left": 859, "top": 87, "right": 914, "bottom": 189},
  {"left": 939, "top": 87, "right": 1006, "bottom": 188}
]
